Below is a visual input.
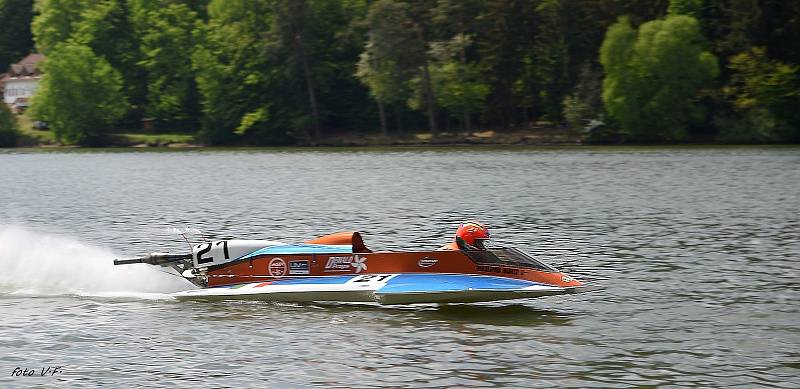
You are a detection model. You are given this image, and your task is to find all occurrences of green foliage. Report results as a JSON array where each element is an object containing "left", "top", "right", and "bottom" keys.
[
  {"left": 0, "top": 103, "right": 20, "bottom": 147},
  {"left": 131, "top": 0, "right": 201, "bottom": 130},
  {"left": 667, "top": 0, "right": 702, "bottom": 18},
  {"left": 518, "top": 0, "right": 571, "bottom": 121},
  {"left": 600, "top": 15, "right": 719, "bottom": 141},
  {"left": 562, "top": 64, "right": 604, "bottom": 131},
  {"left": 705, "top": 0, "right": 760, "bottom": 58},
  {"left": 0, "top": 0, "right": 34, "bottom": 70},
  {"left": 474, "top": 0, "right": 532, "bottom": 127},
  {"left": 356, "top": 0, "right": 416, "bottom": 107},
  {"left": 194, "top": 0, "right": 369, "bottom": 145},
  {"left": 192, "top": 0, "right": 273, "bottom": 144},
  {"left": 31, "top": 0, "right": 90, "bottom": 53},
  {"left": 1, "top": 0, "right": 792, "bottom": 147},
  {"left": 358, "top": 0, "right": 437, "bottom": 132},
  {"left": 236, "top": 107, "right": 269, "bottom": 135},
  {"left": 29, "top": 44, "right": 128, "bottom": 145},
  {"left": 724, "top": 47, "right": 800, "bottom": 141},
  {"left": 33, "top": 0, "right": 144, "bottom": 127},
  {"left": 426, "top": 35, "right": 488, "bottom": 129}
]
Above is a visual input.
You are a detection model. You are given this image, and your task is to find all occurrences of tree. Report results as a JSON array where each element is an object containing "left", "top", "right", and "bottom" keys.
[
  {"left": 705, "top": 0, "right": 761, "bottom": 60},
  {"left": 72, "top": 0, "right": 144, "bottom": 125},
  {"left": 427, "top": 34, "right": 488, "bottom": 132},
  {"left": 0, "top": 103, "right": 19, "bottom": 147},
  {"left": 264, "top": 0, "right": 370, "bottom": 142},
  {"left": 600, "top": 15, "right": 719, "bottom": 141},
  {"left": 724, "top": 47, "right": 800, "bottom": 141},
  {"left": 195, "top": 0, "right": 367, "bottom": 145},
  {"left": 474, "top": 0, "right": 537, "bottom": 128},
  {"left": 31, "top": 0, "right": 89, "bottom": 53},
  {"left": 30, "top": 44, "right": 128, "bottom": 145},
  {"left": 0, "top": 0, "right": 34, "bottom": 71},
  {"left": 131, "top": 0, "right": 201, "bottom": 130},
  {"left": 33, "top": 0, "right": 144, "bottom": 127},
  {"left": 562, "top": 63, "right": 604, "bottom": 131},
  {"left": 193, "top": 0, "right": 274, "bottom": 144},
  {"left": 356, "top": 0, "right": 419, "bottom": 135},
  {"left": 266, "top": 0, "right": 322, "bottom": 140},
  {"left": 405, "top": 0, "right": 440, "bottom": 134},
  {"left": 356, "top": 40, "right": 396, "bottom": 136},
  {"left": 755, "top": 1, "right": 800, "bottom": 63},
  {"left": 429, "top": 0, "right": 486, "bottom": 131},
  {"left": 667, "top": 0, "right": 702, "bottom": 19},
  {"left": 517, "top": 0, "right": 570, "bottom": 122}
]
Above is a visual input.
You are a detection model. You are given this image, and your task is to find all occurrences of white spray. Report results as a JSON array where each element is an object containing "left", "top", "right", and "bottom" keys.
[{"left": 0, "top": 225, "right": 194, "bottom": 297}]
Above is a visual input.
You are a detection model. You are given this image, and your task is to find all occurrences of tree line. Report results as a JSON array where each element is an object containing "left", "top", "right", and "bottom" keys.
[{"left": 0, "top": 0, "right": 797, "bottom": 146}]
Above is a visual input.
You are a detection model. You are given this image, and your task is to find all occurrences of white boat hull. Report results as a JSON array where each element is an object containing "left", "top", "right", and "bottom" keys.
[{"left": 173, "top": 273, "right": 587, "bottom": 304}]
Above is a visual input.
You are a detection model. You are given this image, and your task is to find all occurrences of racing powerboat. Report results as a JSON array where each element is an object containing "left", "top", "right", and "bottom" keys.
[{"left": 114, "top": 231, "right": 588, "bottom": 304}]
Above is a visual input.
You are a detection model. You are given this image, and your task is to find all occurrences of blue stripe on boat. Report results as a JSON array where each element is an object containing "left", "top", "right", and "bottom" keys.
[
  {"left": 239, "top": 244, "right": 352, "bottom": 259},
  {"left": 377, "top": 274, "right": 539, "bottom": 294}
]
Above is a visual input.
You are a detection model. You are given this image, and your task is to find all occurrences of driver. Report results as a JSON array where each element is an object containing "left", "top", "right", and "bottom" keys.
[{"left": 438, "top": 221, "right": 490, "bottom": 251}]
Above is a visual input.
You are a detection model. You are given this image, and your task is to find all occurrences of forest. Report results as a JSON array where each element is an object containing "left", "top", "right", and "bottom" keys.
[{"left": 0, "top": 0, "right": 798, "bottom": 146}]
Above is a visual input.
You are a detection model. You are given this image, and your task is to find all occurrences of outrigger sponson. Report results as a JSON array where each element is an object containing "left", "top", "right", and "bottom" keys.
[{"left": 114, "top": 231, "right": 588, "bottom": 304}]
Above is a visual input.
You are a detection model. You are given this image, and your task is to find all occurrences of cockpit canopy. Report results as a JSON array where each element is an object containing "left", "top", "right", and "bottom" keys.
[{"left": 464, "top": 248, "right": 559, "bottom": 272}]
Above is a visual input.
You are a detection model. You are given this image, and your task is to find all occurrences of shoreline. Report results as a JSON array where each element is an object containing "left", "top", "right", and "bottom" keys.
[{"left": 15, "top": 127, "right": 798, "bottom": 149}]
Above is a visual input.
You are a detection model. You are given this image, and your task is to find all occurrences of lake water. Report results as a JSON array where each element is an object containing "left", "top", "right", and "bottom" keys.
[{"left": 0, "top": 146, "right": 798, "bottom": 388}]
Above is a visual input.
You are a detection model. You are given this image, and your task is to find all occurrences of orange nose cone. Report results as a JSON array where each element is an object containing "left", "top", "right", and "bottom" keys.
[
  {"left": 557, "top": 273, "right": 583, "bottom": 287},
  {"left": 534, "top": 271, "right": 584, "bottom": 287}
]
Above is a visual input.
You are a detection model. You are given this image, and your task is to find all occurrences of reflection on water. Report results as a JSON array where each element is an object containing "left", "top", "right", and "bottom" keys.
[{"left": 0, "top": 146, "right": 798, "bottom": 388}]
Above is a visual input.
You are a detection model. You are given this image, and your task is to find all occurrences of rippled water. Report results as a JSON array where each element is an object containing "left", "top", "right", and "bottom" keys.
[{"left": 0, "top": 146, "right": 798, "bottom": 388}]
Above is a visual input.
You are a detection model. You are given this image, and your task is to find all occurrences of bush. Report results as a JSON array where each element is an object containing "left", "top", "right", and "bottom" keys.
[
  {"left": 725, "top": 47, "right": 800, "bottom": 142},
  {"left": 600, "top": 15, "right": 719, "bottom": 142},
  {"left": 0, "top": 103, "right": 19, "bottom": 147},
  {"left": 29, "top": 44, "right": 128, "bottom": 146}
]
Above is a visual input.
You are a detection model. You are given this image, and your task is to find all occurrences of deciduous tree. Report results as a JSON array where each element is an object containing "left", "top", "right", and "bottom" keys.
[
  {"left": 600, "top": 15, "right": 719, "bottom": 141},
  {"left": 131, "top": 0, "right": 201, "bottom": 130},
  {"left": 30, "top": 44, "right": 128, "bottom": 145},
  {"left": 724, "top": 47, "right": 800, "bottom": 141},
  {"left": 427, "top": 35, "right": 488, "bottom": 132},
  {"left": 356, "top": 0, "right": 419, "bottom": 135}
]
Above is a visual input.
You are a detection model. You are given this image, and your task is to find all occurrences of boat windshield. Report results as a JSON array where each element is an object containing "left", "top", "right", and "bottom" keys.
[{"left": 464, "top": 248, "right": 559, "bottom": 272}]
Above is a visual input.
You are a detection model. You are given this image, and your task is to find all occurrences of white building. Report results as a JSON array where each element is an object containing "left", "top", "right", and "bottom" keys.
[{"left": 1, "top": 53, "right": 45, "bottom": 109}]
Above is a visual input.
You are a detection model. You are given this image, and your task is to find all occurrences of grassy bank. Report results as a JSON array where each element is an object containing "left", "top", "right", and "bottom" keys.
[
  {"left": 15, "top": 113, "right": 197, "bottom": 147},
  {"left": 16, "top": 113, "right": 792, "bottom": 149},
  {"left": 12, "top": 112, "right": 586, "bottom": 148}
]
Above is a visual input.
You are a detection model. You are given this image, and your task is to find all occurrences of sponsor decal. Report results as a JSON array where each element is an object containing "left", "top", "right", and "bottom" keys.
[
  {"left": 324, "top": 255, "right": 368, "bottom": 273},
  {"left": 289, "top": 260, "right": 310, "bottom": 275},
  {"left": 476, "top": 265, "right": 502, "bottom": 273},
  {"left": 417, "top": 257, "right": 438, "bottom": 268},
  {"left": 325, "top": 256, "right": 352, "bottom": 271},
  {"left": 268, "top": 257, "right": 287, "bottom": 276},
  {"left": 352, "top": 256, "right": 367, "bottom": 273},
  {"left": 476, "top": 265, "right": 519, "bottom": 274},
  {"left": 502, "top": 267, "right": 519, "bottom": 275}
]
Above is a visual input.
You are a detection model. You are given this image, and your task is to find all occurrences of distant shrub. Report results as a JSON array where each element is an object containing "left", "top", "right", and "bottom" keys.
[
  {"left": 29, "top": 44, "right": 128, "bottom": 146},
  {"left": 0, "top": 103, "right": 19, "bottom": 147},
  {"left": 600, "top": 15, "right": 719, "bottom": 142}
]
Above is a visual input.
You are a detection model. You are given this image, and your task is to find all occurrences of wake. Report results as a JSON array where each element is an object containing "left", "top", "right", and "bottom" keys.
[{"left": 0, "top": 225, "right": 193, "bottom": 298}]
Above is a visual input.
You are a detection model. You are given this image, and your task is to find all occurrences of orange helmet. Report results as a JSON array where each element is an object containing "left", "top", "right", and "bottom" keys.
[{"left": 456, "top": 221, "right": 490, "bottom": 247}]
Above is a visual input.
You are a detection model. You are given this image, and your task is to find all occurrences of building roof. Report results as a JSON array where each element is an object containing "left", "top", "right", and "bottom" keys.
[
  {"left": 6, "top": 53, "right": 45, "bottom": 78},
  {"left": 18, "top": 53, "right": 45, "bottom": 64}
]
